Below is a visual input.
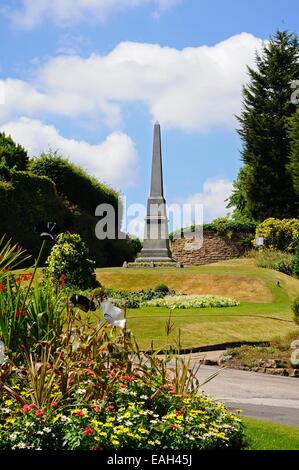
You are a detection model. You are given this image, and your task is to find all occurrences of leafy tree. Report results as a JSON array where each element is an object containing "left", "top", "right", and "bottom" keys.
[
  {"left": 228, "top": 30, "right": 299, "bottom": 221},
  {"left": 0, "top": 132, "right": 29, "bottom": 172},
  {"left": 227, "top": 166, "right": 255, "bottom": 223}
]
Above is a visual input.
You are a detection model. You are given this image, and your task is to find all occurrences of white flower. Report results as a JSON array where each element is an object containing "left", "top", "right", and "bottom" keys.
[
  {"left": 60, "top": 415, "right": 71, "bottom": 423},
  {"left": 101, "top": 301, "right": 126, "bottom": 329},
  {"left": 16, "top": 442, "right": 26, "bottom": 449},
  {"left": 43, "top": 427, "right": 51, "bottom": 433}
]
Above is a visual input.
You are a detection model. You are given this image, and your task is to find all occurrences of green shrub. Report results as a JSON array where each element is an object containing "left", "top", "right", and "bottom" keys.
[
  {"left": 154, "top": 283, "right": 170, "bottom": 294},
  {"left": 129, "top": 235, "right": 142, "bottom": 257},
  {"left": 292, "top": 296, "right": 299, "bottom": 326},
  {"left": 45, "top": 232, "right": 99, "bottom": 290},
  {"left": 0, "top": 132, "right": 29, "bottom": 171},
  {"left": 293, "top": 236, "right": 299, "bottom": 279},
  {"left": 254, "top": 218, "right": 299, "bottom": 252},
  {"left": 256, "top": 249, "right": 294, "bottom": 275},
  {"left": 103, "top": 285, "right": 174, "bottom": 309}
]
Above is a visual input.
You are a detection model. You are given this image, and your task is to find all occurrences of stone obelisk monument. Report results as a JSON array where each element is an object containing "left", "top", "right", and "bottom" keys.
[{"left": 138, "top": 121, "right": 173, "bottom": 262}]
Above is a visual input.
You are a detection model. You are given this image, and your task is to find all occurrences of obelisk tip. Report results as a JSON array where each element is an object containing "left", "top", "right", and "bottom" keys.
[{"left": 155, "top": 120, "right": 160, "bottom": 126}]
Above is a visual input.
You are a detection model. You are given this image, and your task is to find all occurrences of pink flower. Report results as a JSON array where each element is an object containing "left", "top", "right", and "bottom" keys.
[
  {"left": 93, "top": 406, "right": 101, "bottom": 412},
  {"left": 169, "top": 424, "right": 178, "bottom": 429},
  {"left": 50, "top": 401, "right": 58, "bottom": 408},
  {"left": 35, "top": 409, "right": 44, "bottom": 417},
  {"left": 22, "top": 404, "right": 36, "bottom": 413},
  {"left": 107, "top": 405, "right": 113, "bottom": 411}
]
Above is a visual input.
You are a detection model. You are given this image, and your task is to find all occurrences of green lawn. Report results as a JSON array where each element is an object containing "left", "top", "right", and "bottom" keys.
[
  {"left": 96, "top": 259, "right": 299, "bottom": 350},
  {"left": 244, "top": 417, "right": 299, "bottom": 450}
]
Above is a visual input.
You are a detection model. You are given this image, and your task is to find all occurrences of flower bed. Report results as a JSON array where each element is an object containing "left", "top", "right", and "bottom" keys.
[
  {"left": 145, "top": 294, "right": 240, "bottom": 309},
  {"left": 0, "top": 375, "right": 243, "bottom": 450}
]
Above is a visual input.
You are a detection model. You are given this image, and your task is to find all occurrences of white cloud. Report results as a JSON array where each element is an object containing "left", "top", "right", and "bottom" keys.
[
  {"left": 177, "top": 178, "right": 233, "bottom": 223},
  {"left": 5, "top": 0, "right": 180, "bottom": 29},
  {"left": 0, "top": 117, "right": 138, "bottom": 188},
  {"left": 0, "top": 33, "right": 263, "bottom": 132}
]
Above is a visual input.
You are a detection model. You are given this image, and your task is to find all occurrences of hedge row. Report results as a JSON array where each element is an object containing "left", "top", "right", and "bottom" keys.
[{"left": 0, "top": 169, "right": 135, "bottom": 267}]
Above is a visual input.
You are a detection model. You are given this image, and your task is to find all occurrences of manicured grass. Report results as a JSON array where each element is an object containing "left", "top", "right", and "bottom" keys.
[
  {"left": 96, "top": 259, "right": 299, "bottom": 349},
  {"left": 244, "top": 417, "right": 299, "bottom": 450}
]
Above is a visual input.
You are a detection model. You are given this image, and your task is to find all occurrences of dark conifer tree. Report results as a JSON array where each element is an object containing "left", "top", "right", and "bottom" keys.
[{"left": 228, "top": 31, "right": 299, "bottom": 221}]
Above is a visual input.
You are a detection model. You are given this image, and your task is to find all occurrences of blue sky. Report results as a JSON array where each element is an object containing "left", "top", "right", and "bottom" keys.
[{"left": 0, "top": 0, "right": 298, "bottom": 235}]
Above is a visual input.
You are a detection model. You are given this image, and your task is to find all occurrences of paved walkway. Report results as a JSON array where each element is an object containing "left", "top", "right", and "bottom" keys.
[{"left": 198, "top": 365, "right": 299, "bottom": 427}]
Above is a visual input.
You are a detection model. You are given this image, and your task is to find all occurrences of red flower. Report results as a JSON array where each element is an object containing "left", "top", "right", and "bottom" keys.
[
  {"left": 0, "top": 284, "right": 5, "bottom": 292},
  {"left": 169, "top": 424, "right": 178, "bottom": 429},
  {"left": 74, "top": 410, "right": 85, "bottom": 417},
  {"left": 16, "top": 307, "right": 27, "bottom": 318},
  {"left": 35, "top": 409, "right": 44, "bottom": 417},
  {"left": 93, "top": 406, "right": 101, "bottom": 412},
  {"left": 107, "top": 405, "right": 113, "bottom": 411},
  {"left": 120, "top": 375, "right": 135, "bottom": 382},
  {"left": 61, "top": 274, "right": 67, "bottom": 280},
  {"left": 50, "top": 401, "right": 58, "bottom": 408},
  {"left": 176, "top": 410, "right": 183, "bottom": 415},
  {"left": 84, "top": 426, "right": 94, "bottom": 437}
]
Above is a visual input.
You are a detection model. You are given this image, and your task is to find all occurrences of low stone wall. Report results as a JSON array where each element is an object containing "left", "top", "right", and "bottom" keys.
[{"left": 170, "top": 231, "right": 246, "bottom": 266}]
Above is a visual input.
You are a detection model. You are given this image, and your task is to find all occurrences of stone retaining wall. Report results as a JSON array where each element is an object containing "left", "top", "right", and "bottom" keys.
[{"left": 170, "top": 231, "right": 246, "bottom": 266}]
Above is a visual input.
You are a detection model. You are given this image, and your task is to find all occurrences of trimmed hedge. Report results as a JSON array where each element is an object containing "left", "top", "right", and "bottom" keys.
[
  {"left": 0, "top": 169, "right": 135, "bottom": 267},
  {"left": 0, "top": 170, "right": 66, "bottom": 262},
  {"left": 30, "top": 153, "right": 118, "bottom": 215}
]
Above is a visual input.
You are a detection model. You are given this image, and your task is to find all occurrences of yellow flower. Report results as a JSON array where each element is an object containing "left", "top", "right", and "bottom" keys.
[
  {"left": 6, "top": 418, "right": 15, "bottom": 424},
  {"left": 91, "top": 419, "right": 102, "bottom": 426},
  {"left": 138, "top": 428, "right": 148, "bottom": 434},
  {"left": 52, "top": 414, "right": 63, "bottom": 424},
  {"left": 4, "top": 400, "right": 13, "bottom": 406}
]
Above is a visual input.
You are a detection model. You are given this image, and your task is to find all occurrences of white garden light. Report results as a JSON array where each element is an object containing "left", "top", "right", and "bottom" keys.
[
  {"left": 100, "top": 301, "right": 126, "bottom": 329},
  {"left": 0, "top": 340, "right": 6, "bottom": 365}
]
